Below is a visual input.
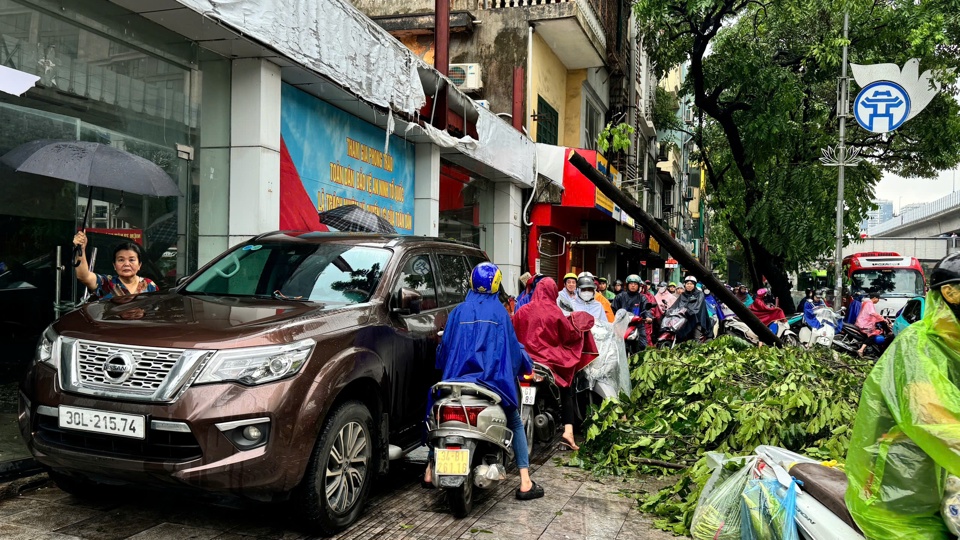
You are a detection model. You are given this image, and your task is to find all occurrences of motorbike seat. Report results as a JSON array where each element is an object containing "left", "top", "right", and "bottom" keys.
[
  {"left": 790, "top": 463, "right": 862, "bottom": 534},
  {"left": 432, "top": 382, "right": 502, "bottom": 404}
]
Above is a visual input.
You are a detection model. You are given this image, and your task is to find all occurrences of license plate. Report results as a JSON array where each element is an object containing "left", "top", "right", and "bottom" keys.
[
  {"left": 58, "top": 405, "right": 145, "bottom": 440},
  {"left": 435, "top": 448, "right": 469, "bottom": 476},
  {"left": 521, "top": 385, "right": 537, "bottom": 405}
]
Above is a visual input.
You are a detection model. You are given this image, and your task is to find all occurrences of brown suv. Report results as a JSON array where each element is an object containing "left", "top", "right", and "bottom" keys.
[{"left": 19, "top": 232, "right": 492, "bottom": 535}]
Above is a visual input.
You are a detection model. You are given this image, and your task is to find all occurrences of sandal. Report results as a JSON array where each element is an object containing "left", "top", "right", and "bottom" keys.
[
  {"left": 420, "top": 477, "right": 435, "bottom": 490},
  {"left": 516, "top": 481, "right": 544, "bottom": 500}
]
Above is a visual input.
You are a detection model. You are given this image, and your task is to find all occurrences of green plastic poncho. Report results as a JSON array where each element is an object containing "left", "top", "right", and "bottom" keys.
[{"left": 845, "top": 290, "right": 960, "bottom": 539}]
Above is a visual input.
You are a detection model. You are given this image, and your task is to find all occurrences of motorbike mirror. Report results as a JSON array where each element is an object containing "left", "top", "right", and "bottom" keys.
[{"left": 392, "top": 287, "right": 422, "bottom": 316}]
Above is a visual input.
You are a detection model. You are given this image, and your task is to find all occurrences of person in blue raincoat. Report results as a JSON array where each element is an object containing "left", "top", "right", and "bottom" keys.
[{"left": 422, "top": 262, "right": 544, "bottom": 501}]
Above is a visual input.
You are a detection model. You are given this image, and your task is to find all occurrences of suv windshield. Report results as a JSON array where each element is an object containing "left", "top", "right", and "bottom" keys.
[
  {"left": 184, "top": 242, "right": 391, "bottom": 305},
  {"left": 850, "top": 268, "right": 925, "bottom": 298}
]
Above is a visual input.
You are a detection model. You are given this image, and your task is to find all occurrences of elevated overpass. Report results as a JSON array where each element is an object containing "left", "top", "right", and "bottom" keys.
[
  {"left": 843, "top": 237, "right": 959, "bottom": 264},
  {"left": 868, "top": 191, "right": 960, "bottom": 238}
]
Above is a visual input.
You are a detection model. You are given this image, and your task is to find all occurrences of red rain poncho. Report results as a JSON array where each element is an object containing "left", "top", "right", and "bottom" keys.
[
  {"left": 749, "top": 297, "right": 786, "bottom": 326},
  {"left": 514, "top": 277, "right": 595, "bottom": 387}
]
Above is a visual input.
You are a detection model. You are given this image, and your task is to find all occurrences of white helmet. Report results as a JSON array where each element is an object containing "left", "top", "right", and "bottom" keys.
[{"left": 684, "top": 275, "right": 698, "bottom": 284}]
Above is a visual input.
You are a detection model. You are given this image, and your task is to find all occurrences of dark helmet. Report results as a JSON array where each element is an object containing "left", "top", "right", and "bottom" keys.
[
  {"left": 930, "top": 253, "right": 960, "bottom": 289},
  {"left": 470, "top": 262, "right": 502, "bottom": 294},
  {"left": 577, "top": 276, "right": 596, "bottom": 290},
  {"left": 626, "top": 274, "right": 641, "bottom": 285}
]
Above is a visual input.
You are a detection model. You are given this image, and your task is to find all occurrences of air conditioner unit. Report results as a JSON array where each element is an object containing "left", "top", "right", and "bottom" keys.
[
  {"left": 683, "top": 106, "right": 695, "bottom": 124},
  {"left": 449, "top": 63, "right": 483, "bottom": 92},
  {"left": 683, "top": 186, "right": 695, "bottom": 200}
]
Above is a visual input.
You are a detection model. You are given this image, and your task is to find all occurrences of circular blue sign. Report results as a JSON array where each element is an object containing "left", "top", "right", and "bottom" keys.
[{"left": 854, "top": 81, "right": 911, "bottom": 134}]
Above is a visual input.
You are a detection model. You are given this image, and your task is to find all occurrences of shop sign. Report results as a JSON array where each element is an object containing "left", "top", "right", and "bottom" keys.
[
  {"left": 649, "top": 237, "right": 660, "bottom": 253},
  {"left": 86, "top": 228, "right": 143, "bottom": 245},
  {"left": 665, "top": 258, "right": 679, "bottom": 269},
  {"left": 280, "top": 85, "right": 415, "bottom": 233}
]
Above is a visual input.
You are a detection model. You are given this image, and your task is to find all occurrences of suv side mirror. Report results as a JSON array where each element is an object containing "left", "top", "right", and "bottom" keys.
[{"left": 392, "top": 288, "right": 422, "bottom": 315}]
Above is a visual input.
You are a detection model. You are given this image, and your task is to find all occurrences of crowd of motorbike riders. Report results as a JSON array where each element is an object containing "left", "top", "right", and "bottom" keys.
[{"left": 423, "top": 254, "right": 960, "bottom": 540}]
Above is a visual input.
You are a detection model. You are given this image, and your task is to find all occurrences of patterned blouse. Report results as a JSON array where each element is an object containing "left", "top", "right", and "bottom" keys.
[{"left": 94, "top": 274, "right": 158, "bottom": 300}]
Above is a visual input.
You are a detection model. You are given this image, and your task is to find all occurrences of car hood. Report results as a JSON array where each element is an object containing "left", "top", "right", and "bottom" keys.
[{"left": 54, "top": 292, "right": 356, "bottom": 350}]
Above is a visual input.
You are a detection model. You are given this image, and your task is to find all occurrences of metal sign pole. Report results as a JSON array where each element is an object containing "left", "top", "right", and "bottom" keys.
[{"left": 832, "top": 12, "right": 850, "bottom": 307}]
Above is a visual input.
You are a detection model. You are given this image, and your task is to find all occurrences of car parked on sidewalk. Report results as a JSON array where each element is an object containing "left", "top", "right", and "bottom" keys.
[{"left": 19, "top": 231, "right": 491, "bottom": 535}]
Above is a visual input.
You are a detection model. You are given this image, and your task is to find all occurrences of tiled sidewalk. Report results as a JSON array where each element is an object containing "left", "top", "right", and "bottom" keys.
[{"left": 0, "top": 441, "right": 678, "bottom": 539}]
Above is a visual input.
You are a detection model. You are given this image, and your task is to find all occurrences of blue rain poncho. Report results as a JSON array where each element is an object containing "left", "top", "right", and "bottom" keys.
[{"left": 435, "top": 290, "right": 532, "bottom": 411}]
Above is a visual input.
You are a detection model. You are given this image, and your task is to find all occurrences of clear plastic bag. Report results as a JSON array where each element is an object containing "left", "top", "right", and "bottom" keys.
[
  {"left": 691, "top": 456, "right": 758, "bottom": 540},
  {"left": 740, "top": 478, "right": 799, "bottom": 540}
]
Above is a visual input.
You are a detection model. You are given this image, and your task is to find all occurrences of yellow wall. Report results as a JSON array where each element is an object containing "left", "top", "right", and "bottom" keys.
[
  {"left": 563, "top": 69, "right": 586, "bottom": 147},
  {"left": 530, "top": 33, "right": 567, "bottom": 143}
]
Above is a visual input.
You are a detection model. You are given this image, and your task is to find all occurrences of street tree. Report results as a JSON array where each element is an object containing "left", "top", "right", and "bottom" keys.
[{"left": 635, "top": 0, "right": 960, "bottom": 311}]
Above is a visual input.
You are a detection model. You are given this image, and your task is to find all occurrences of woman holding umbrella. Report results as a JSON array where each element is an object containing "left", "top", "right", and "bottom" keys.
[{"left": 72, "top": 231, "right": 158, "bottom": 299}]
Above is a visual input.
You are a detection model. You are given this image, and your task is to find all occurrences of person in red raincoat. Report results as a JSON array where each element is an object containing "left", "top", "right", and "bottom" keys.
[
  {"left": 749, "top": 288, "right": 786, "bottom": 326},
  {"left": 514, "top": 277, "right": 595, "bottom": 450}
]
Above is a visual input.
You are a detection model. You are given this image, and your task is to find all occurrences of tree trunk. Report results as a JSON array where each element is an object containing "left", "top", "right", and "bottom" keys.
[{"left": 751, "top": 241, "right": 796, "bottom": 313}]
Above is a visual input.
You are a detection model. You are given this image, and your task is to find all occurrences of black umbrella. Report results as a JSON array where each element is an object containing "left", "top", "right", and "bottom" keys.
[
  {"left": 0, "top": 139, "right": 181, "bottom": 197},
  {"left": 318, "top": 204, "right": 397, "bottom": 234},
  {"left": 1, "top": 139, "right": 182, "bottom": 265}
]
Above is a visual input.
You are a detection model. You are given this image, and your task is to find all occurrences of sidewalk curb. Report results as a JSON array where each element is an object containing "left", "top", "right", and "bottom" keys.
[{"left": 0, "top": 471, "right": 50, "bottom": 502}]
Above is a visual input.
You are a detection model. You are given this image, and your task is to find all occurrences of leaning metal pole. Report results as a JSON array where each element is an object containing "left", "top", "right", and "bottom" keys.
[
  {"left": 832, "top": 12, "right": 851, "bottom": 307},
  {"left": 568, "top": 150, "right": 781, "bottom": 347}
]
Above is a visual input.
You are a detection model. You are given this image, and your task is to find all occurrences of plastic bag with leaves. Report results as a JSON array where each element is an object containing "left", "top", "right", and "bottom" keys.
[
  {"left": 740, "top": 477, "right": 799, "bottom": 540},
  {"left": 690, "top": 455, "right": 758, "bottom": 540}
]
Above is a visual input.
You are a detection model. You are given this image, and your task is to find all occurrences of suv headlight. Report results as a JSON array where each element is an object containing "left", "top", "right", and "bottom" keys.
[
  {"left": 195, "top": 340, "right": 315, "bottom": 386},
  {"left": 37, "top": 326, "right": 59, "bottom": 368}
]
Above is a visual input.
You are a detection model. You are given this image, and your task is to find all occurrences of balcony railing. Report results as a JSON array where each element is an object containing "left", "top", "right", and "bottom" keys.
[{"left": 481, "top": 0, "right": 616, "bottom": 58}]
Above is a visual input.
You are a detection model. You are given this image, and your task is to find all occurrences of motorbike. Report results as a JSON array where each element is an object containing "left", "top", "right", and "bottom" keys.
[
  {"left": 769, "top": 319, "right": 801, "bottom": 347},
  {"left": 655, "top": 307, "right": 691, "bottom": 349},
  {"left": 426, "top": 381, "right": 516, "bottom": 517},
  {"left": 623, "top": 315, "right": 647, "bottom": 356},
  {"left": 797, "top": 306, "right": 841, "bottom": 348},
  {"left": 832, "top": 319, "right": 891, "bottom": 359},
  {"left": 521, "top": 362, "right": 558, "bottom": 455}
]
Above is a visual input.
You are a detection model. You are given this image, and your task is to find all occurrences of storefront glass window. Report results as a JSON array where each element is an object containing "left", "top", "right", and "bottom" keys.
[
  {"left": 0, "top": 0, "right": 217, "bottom": 466},
  {"left": 439, "top": 163, "right": 483, "bottom": 246}
]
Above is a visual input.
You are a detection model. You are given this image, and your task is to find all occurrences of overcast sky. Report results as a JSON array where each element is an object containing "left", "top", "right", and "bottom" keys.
[{"left": 875, "top": 168, "right": 959, "bottom": 213}]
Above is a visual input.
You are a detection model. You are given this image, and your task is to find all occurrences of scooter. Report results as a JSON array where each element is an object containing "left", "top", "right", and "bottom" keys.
[
  {"left": 797, "top": 307, "right": 841, "bottom": 348},
  {"left": 426, "top": 381, "right": 515, "bottom": 517},
  {"left": 623, "top": 315, "right": 647, "bottom": 356},
  {"left": 769, "top": 319, "right": 801, "bottom": 347},
  {"left": 655, "top": 308, "right": 692, "bottom": 349}
]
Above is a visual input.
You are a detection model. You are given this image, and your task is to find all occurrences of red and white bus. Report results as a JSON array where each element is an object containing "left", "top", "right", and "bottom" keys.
[{"left": 843, "top": 252, "right": 926, "bottom": 314}]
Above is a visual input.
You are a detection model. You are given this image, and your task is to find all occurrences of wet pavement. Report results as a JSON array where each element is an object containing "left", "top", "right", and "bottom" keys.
[{"left": 0, "top": 441, "right": 678, "bottom": 539}]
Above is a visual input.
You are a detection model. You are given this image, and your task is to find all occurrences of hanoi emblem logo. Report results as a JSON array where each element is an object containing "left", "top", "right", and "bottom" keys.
[
  {"left": 854, "top": 81, "right": 910, "bottom": 133},
  {"left": 850, "top": 59, "right": 944, "bottom": 134}
]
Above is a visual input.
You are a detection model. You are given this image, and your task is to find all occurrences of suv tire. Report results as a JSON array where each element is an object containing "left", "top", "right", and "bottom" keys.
[{"left": 296, "top": 400, "right": 376, "bottom": 535}]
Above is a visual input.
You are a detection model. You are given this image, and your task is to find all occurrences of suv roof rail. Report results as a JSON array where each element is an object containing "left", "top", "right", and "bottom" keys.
[{"left": 248, "top": 230, "right": 480, "bottom": 249}]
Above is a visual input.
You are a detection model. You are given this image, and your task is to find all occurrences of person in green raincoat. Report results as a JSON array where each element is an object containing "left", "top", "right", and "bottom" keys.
[{"left": 846, "top": 253, "right": 960, "bottom": 539}]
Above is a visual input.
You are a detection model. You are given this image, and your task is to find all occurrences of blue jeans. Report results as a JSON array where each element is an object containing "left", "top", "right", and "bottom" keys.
[{"left": 428, "top": 407, "right": 529, "bottom": 469}]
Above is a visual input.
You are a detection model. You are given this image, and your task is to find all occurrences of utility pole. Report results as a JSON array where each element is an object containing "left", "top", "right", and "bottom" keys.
[{"left": 821, "top": 12, "right": 861, "bottom": 306}]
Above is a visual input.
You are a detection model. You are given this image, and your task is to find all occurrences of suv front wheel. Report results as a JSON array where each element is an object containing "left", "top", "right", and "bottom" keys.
[{"left": 296, "top": 400, "right": 376, "bottom": 535}]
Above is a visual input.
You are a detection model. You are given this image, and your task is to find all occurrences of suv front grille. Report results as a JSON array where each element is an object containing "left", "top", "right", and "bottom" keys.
[
  {"left": 77, "top": 342, "right": 182, "bottom": 393},
  {"left": 60, "top": 339, "right": 212, "bottom": 403},
  {"left": 36, "top": 415, "right": 202, "bottom": 462}
]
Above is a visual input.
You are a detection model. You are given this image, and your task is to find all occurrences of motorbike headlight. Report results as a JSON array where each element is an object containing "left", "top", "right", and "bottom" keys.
[
  {"left": 36, "top": 326, "right": 59, "bottom": 368},
  {"left": 195, "top": 340, "right": 315, "bottom": 386}
]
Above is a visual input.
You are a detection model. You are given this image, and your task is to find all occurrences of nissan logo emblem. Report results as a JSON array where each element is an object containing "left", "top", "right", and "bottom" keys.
[{"left": 102, "top": 352, "right": 135, "bottom": 384}]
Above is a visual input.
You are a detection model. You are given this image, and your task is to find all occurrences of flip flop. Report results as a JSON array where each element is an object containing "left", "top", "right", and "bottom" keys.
[{"left": 516, "top": 481, "right": 544, "bottom": 500}]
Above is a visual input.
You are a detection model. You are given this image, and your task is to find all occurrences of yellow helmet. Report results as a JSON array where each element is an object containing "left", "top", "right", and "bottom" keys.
[{"left": 563, "top": 273, "right": 577, "bottom": 282}]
